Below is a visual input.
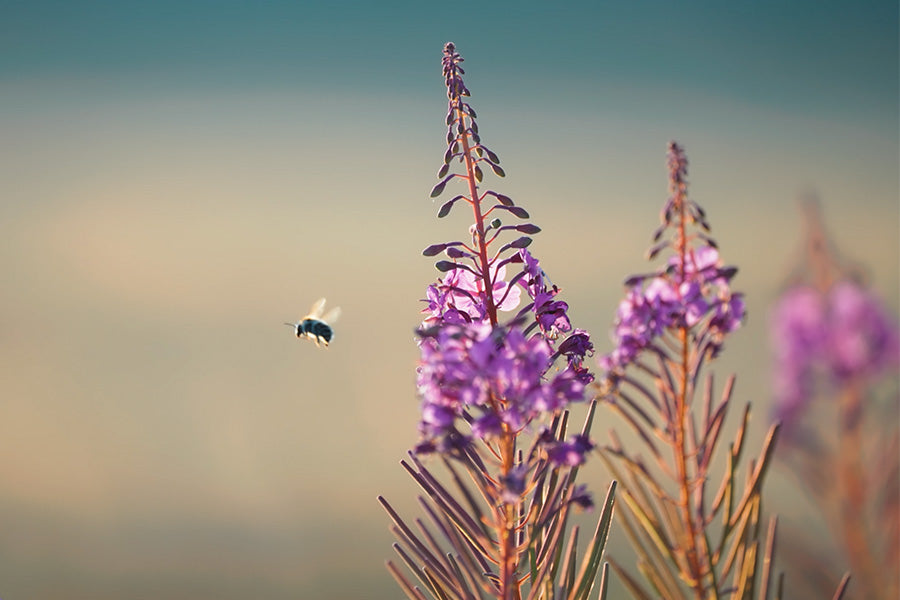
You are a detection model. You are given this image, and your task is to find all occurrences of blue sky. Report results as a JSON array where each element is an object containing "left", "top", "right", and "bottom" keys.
[{"left": 3, "top": 1, "right": 897, "bottom": 119}]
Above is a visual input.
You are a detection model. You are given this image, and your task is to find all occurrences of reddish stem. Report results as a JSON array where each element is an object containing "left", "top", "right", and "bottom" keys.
[
  {"left": 672, "top": 166, "right": 706, "bottom": 596},
  {"left": 454, "top": 100, "right": 518, "bottom": 599}
]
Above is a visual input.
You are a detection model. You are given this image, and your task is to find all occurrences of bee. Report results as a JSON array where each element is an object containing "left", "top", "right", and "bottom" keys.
[{"left": 285, "top": 298, "right": 341, "bottom": 347}]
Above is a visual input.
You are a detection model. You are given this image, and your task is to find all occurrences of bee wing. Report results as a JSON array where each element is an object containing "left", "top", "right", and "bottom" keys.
[
  {"left": 321, "top": 306, "right": 341, "bottom": 324},
  {"left": 306, "top": 297, "right": 327, "bottom": 319}
]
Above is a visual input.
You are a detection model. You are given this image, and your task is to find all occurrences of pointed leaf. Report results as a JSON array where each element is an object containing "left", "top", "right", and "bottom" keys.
[
  {"left": 832, "top": 573, "right": 851, "bottom": 600},
  {"left": 572, "top": 481, "right": 617, "bottom": 600}
]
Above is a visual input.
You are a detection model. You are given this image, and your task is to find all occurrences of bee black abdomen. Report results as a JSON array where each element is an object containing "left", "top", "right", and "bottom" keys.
[
  {"left": 300, "top": 319, "right": 333, "bottom": 344},
  {"left": 311, "top": 321, "right": 333, "bottom": 343}
]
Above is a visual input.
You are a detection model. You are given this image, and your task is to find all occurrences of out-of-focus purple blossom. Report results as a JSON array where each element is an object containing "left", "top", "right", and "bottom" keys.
[
  {"left": 546, "top": 433, "right": 595, "bottom": 467},
  {"left": 569, "top": 484, "right": 594, "bottom": 510},
  {"left": 674, "top": 245, "right": 721, "bottom": 282},
  {"left": 499, "top": 465, "right": 528, "bottom": 504},
  {"left": 827, "top": 280, "right": 900, "bottom": 379},
  {"left": 771, "top": 280, "right": 900, "bottom": 429}
]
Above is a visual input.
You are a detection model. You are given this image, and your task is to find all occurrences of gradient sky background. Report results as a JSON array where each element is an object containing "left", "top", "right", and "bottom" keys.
[{"left": 1, "top": 1, "right": 898, "bottom": 598}]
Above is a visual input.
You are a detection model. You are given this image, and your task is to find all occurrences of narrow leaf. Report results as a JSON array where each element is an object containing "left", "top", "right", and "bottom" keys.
[
  {"left": 597, "top": 562, "right": 609, "bottom": 600},
  {"left": 386, "top": 560, "right": 429, "bottom": 600},
  {"left": 572, "top": 480, "right": 617, "bottom": 600},
  {"left": 607, "top": 560, "right": 654, "bottom": 600},
  {"left": 831, "top": 572, "right": 851, "bottom": 600},
  {"left": 758, "top": 516, "right": 777, "bottom": 600}
]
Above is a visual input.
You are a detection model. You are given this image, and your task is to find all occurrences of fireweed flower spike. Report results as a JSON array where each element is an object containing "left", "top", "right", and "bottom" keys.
[
  {"left": 380, "top": 43, "right": 615, "bottom": 600},
  {"left": 597, "top": 142, "right": 796, "bottom": 599},
  {"left": 769, "top": 198, "right": 899, "bottom": 599}
]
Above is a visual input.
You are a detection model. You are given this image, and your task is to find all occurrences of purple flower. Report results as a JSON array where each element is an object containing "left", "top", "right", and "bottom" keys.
[
  {"left": 770, "top": 280, "right": 899, "bottom": 431},
  {"left": 416, "top": 320, "right": 589, "bottom": 455},
  {"left": 453, "top": 263, "right": 522, "bottom": 315},
  {"left": 559, "top": 329, "right": 594, "bottom": 357},
  {"left": 600, "top": 144, "right": 746, "bottom": 376},
  {"left": 416, "top": 43, "right": 596, "bottom": 472},
  {"left": 547, "top": 434, "right": 595, "bottom": 467},
  {"left": 569, "top": 484, "right": 594, "bottom": 510},
  {"left": 827, "top": 280, "right": 900, "bottom": 380},
  {"left": 422, "top": 264, "right": 522, "bottom": 328},
  {"left": 499, "top": 465, "right": 529, "bottom": 504},
  {"left": 602, "top": 246, "right": 745, "bottom": 373}
]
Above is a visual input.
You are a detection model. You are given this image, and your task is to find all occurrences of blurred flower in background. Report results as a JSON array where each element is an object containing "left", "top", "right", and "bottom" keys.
[{"left": 770, "top": 196, "right": 899, "bottom": 599}]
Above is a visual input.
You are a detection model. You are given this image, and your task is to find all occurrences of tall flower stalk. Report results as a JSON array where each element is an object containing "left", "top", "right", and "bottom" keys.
[
  {"left": 769, "top": 198, "right": 899, "bottom": 599},
  {"left": 598, "top": 143, "right": 789, "bottom": 599},
  {"left": 380, "top": 43, "right": 615, "bottom": 600}
]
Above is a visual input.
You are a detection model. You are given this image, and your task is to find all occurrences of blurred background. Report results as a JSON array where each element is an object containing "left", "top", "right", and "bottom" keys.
[{"left": 0, "top": 1, "right": 897, "bottom": 598}]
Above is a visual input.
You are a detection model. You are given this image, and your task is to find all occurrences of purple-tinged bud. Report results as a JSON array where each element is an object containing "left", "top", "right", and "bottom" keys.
[
  {"left": 423, "top": 243, "right": 448, "bottom": 256},
  {"left": 435, "top": 260, "right": 460, "bottom": 272},
  {"left": 431, "top": 175, "right": 454, "bottom": 198}
]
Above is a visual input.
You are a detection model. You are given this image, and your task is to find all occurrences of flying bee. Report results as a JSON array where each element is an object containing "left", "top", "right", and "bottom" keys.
[{"left": 285, "top": 298, "right": 341, "bottom": 347}]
